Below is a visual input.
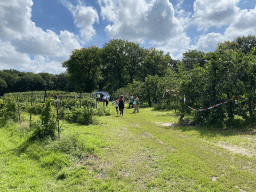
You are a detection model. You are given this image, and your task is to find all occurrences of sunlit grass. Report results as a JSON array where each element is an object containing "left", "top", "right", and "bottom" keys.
[{"left": 0, "top": 105, "right": 256, "bottom": 191}]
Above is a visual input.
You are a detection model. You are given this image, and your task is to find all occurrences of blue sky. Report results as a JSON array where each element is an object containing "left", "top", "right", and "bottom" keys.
[{"left": 0, "top": 0, "right": 255, "bottom": 74}]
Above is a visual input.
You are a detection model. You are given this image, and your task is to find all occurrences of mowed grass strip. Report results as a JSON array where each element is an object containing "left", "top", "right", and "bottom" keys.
[
  {"left": 120, "top": 107, "right": 256, "bottom": 191},
  {"left": 1, "top": 105, "right": 256, "bottom": 191}
]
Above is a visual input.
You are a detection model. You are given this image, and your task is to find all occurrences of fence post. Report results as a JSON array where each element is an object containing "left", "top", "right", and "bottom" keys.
[
  {"left": 30, "top": 91, "right": 33, "bottom": 128},
  {"left": 17, "top": 94, "right": 21, "bottom": 123}
]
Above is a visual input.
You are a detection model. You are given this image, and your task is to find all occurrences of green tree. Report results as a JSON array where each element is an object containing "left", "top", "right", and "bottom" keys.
[
  {"left": 182, "top": 49, "right": 206, "bottom": 70},
  {"left": 0, "top": 78, "right": 7, "bottom": 96},
  {"left": 125, "top": 41, "right": 146, "bottom": 83},
  {"left": 141, "top": 48, "right": 168, "bottom": 79},
  {"left": 101, "top": 39, "right": 129, "bottom": 91},
  {"left": 142, "top": 75, "right": 164, "bottom": 107},
  {"left": 62, "top": 46, "right": 102, "bottom": 93}
]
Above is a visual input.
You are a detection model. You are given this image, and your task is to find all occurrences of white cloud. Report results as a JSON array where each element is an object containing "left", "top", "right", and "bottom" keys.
[
  {"left": 0, "top": 0, "right": 82, "bottom": 74},
  {"left": 0, "top": 0, "right": 33, "bottom": 40},
  {"left": 61, "top": 0, "right": 99, "bottom": 41},
  {"left": 98, "top": 0, "right": 184, "bottom": 43},
  {"left": 224, "top": 7, "right": 256, "bottom": 40},
  {"left": 191, "top": 6, "right": 256, "bottom": 54},
  {"left": 0, "top": 40, "right": 66, "bottom": 74},
  {"left": 0, "top": 40, "right": 31, "bottom": 71},
  {"left": 155, "top": 32, "right": 191, "bottom": 60},
  {"left": 191, "top": 33, "right": 225, "bottom": 53},
  {"left": 193, "top": 0, "right": 240, "bottom": 32},
  {"left": 28, "top": 55, "right": 67, "bottom": 74}
]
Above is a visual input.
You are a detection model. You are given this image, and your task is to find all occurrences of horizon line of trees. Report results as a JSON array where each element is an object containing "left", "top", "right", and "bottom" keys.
[{"left": 2, "top": 35, "right": 256, "bottom": 128}]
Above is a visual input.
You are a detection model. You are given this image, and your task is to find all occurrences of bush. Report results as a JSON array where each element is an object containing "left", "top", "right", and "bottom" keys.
[
  {"left": 29, "top": 98, "right": 56, "bottom": 141},
  {"left": 26, "top": 103, "right": 44, "bottom": 115},
  {"left": 46, "top": 132, "right": 94, "bottom": 157},
  {"left": 65, "top": 106, "right": 92, "bottom": 125},
  {"left": 0, "top": 96, "right": 18, "bottom": 123}
]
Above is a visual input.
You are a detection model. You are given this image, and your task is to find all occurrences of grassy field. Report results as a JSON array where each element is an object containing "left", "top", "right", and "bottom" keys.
[{"left": 1, "top": 105, "right": 256, "bottom": 191}]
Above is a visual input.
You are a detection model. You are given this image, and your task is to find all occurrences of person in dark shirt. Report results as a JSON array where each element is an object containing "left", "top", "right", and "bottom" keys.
[{"left": 118, "top": 95, "right": 125, "bottom": 116}]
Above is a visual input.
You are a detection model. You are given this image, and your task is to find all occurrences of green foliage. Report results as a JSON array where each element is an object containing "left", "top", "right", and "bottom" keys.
[
  {"left": 29, "top": 98, "right": 56, "bottom": 141},
  {"left": 47, "top": 132, "right": 94, "bottom": 157},
  {"left": 40, "top": 153, "right": 69, "bottom": 169},
  {"left": 0, "top": 96, "right": 18, "bottom": 123},
  {"left": 65, "top": 106, "right": 92, "bottom": 125},
  {"left": 178, "top": 35, "right": 256, "bottom": 128},
  {"left": 62, "top": 46, "right": 101, "bottom": 93},
  {"left": 26, "top": 103, "right": 44, "bottom": 115},
  {"left": 182, "top": 49, "right": 206, "bottom": 70},
  {"left": 142, "top": 75, "right": 164, "bottom": 107}
]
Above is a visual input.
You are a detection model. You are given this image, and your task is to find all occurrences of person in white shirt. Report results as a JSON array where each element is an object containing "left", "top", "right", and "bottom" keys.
[{"left": 129, "top": 94, "right": 134, "bottom": 108}]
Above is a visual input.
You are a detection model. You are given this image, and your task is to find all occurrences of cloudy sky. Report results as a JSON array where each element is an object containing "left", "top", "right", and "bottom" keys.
[{"left": 0, "top": 0, "right": 255, "bottom": 74}]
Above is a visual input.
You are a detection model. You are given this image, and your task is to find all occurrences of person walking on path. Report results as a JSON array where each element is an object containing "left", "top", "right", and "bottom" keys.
[
  {"left": 105, "top": 96, "right": 109, "bottom": 107},
  {"left": 115, "top": 99, "right": 119, "bottom": 114},
  {"left": 118, "top": 95, "right": 125, "bottom": 116},
  {"left": 133, "top": 95, "right": 139, "bottom": 113},
  {"left": 129, "top": 94, "right": 134, "bottom": 108}
]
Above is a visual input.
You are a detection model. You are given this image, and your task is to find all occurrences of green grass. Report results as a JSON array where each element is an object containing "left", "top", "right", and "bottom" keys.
[{"left": 0, "top": 105, "right": 256, "bottom": 191}]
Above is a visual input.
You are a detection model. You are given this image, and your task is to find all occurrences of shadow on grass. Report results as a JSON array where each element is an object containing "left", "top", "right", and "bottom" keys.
[
  {"left": 16, "top": 139, "right": 34, "bottom": 155},
  {"left": 171, "top": 122, "right": 256, "bottom": 138}
]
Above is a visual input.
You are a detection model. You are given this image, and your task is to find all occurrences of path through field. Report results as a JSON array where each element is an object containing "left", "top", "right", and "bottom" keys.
[
  {"left": 78, "top": 106, "right": 256, "bottom": 191},
  {"left": 1, "top": 106, "right": 256, "bottom": 191}
]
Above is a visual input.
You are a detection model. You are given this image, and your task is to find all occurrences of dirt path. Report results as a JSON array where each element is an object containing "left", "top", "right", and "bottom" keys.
[{"left": 103, "top": 106, "right": 256, "bottom": 191}]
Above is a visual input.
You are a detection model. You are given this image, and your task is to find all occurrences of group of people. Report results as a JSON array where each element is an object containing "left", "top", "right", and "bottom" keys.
[{"left": 114, "top": 94, "right": 139, "bottom": 116}]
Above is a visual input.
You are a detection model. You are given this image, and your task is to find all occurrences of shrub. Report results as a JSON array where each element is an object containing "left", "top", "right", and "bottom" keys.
[
  {"left": 65, "top": 106, "right": 92, "bottom": 125},
  {"left": 29, "top": 98, "right": 56, "bottom": 141},
  {"left": 26, "top": 103, "right": 44, "bottom": 115},
  {"left": 0, "top": 96, "right": 18, "bottom": 123}
]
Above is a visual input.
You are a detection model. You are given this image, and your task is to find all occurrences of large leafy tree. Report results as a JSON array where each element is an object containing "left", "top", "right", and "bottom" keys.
[
  {"left": 141, "top": 48, "right": 168, "bottom": 79},
  {"left": 234, "top": 35, "right": 256, "bottom": 55},
  {"left": 182, "top": 49, "right": 206, "bottom": 70},
  {"left": 142, "top": 75, "right": 164, "bottom": 107},
  {"left": 125, "top": 41, "right": 146, "bottom": 83},
  {"left": 62, "top": 46, "right": 102, "bottom": 93},
  {"left": 0, "top": 70, "right": 19, "bottom": 93},
  {"left": 0, "top": 78, "right": 7, "bottom": 96},
  {"left": 101, "top": 39, "right": 129, "bottom": 91},
  {"left": 38, "top": 72, "right": 56, "bottom": 90}
]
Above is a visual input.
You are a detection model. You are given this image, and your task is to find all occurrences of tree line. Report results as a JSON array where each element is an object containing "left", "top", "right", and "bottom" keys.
[
  {"left": 0, "top": 70, "right": 75, "bottom": 96},
  {"left": 1, "top": 35, "right": 256, "bottom": 127}
]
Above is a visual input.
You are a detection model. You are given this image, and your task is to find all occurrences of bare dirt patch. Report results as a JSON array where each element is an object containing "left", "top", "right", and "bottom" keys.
[
  {"left": 141, "top": 131, "right": 153, "bottom": 138},
  {"left": 132, "top": 123, "right": 141, "bottom": 128},
  {"left": 179, "top": 134, "right": 190, "bottom": 139},
  {"left": 235, "top": 185, "right": 247, "bottom": 192},
  {"left": 155, "top": 122, "right": 175, "bottom": 127},
  {"left": 214, "top": 141, "right": 255, "bottom": 157},
  {"left": 157, "top": 139, "right": 165, "bottom": 144},
  {"left": 211, "top": 176, "right": 217, "bottom": 181},
  {"left": 79, "top": 154, "right": 112, "bottom": 178}
]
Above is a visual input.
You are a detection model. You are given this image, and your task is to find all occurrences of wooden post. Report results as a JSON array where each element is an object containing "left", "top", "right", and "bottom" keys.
[
  {"left": 60, "top": 95, "right": 62, "bottom": 108},
  {"left": 30, "top": 91, "right": 33, "bottom": 128},
  {"left": 56, "top": 100, "right": 60, "bottom": 139},
  {"left": 17, "top": 94, "right": 21, "bottom": 123}
]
